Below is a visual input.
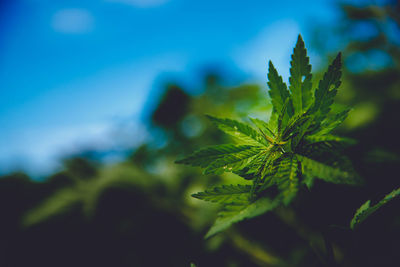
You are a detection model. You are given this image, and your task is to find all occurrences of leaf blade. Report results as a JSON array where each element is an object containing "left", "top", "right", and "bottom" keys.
[
  {"left": 275, "top": 155, "right": 299, "bottom": 205},
  {"left": 289, "top": 35, "right": 313, "bottom": 115},
  {"left": 298, "top": 155, "right": 361, "bottom": 185},
  {"left": 175, "top": 144, "right": 259, "bottom": 168},
  {"left": 205, "top": 197, "right": 280, "bottom": 238},
  {"left": 350, "top": 187, "right": 400, "bottom": 229},
  {"left": 204, "top": 148, "right": 262, "bottom": 175},
  {"left": 310, "top": 53, "right": 342, "bottom": 121},
  {"left": 192, "top": 184, "right": 251, "bottom": 204},
  {"left": 268, "top": 61, "right": 293, "bottom": 118},
  {"left": 207, "top": 115, "right": 267, "bottom": 146}
]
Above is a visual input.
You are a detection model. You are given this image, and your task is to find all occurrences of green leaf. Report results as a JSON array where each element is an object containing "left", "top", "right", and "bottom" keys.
[
  {"left": 304, "top": 134, "right": 357, "bottom": 147},
  {"left": 302, "top": 174, "right": 315, "bottom": 190},
  {"left": 250, "top": 117, "right": 275, "bottom": 138},
  {"left": 205, "top": 197, "right": 280, "bottom": 238},
  {"left": 192, "top": 184, "right": 251, "bottom": 204},
  {"left": 267, "top": 61, "right": 293, "bottom": 119},
  {"left": 249, "top": 149, "right": 278, "bottom": 199},
  {"left": 316, "top": 108, "right": 350, "bottom": 135},
  {"left": 277, "top": 98, "right": 290, "bottom": 135},
  {"left": 175, "top": 144, "right": 259, "bottom": 168},
  {"left": 298, "top": 155, "right": 360, "bottom": 185},
  {"left": 289, "top": 35, "right": 313, "bottom": 115},
  {"left": 350, "top": 187, "right": 400, "bottom": 229},
  {"left": 281, "top": 112, "right": 311, "bottom": 142},
  {"left": 259, "top": 150, "right": 282, "bottom": 184},
  {"left": 207, "top": 115, "right": 267, "bottom": 146},
  {"left": 310, "top": 53, "right": 342, "bottom": 121},
  {"left": 233, "top": 155, "right": 264, "bottom": 180},
  {"left": 274, "top": 155, "right": 299, "bottom": 205},
  {"left": 204, "top": 148, "right": 263, "bottom": 175}
]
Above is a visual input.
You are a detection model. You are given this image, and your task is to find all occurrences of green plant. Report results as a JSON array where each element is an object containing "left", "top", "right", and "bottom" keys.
[
  {"left": 350, "top": 187, "right": 400, "bottom": 229},
  {"left": 176, "top": 35, "right": 362, "bottom": 238}
]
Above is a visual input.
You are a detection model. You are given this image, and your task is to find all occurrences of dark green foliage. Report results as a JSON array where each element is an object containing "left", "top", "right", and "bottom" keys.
[
  {"left": 192, "top": 184, "right": 252, "bottom": 204},
  {"left": 205, "top": 196, "right": 280, "bottom": 238},
  {"left": 350, "top": 187, "right": 400, "bottom": 229},
  {"left": 176, "top": 35, "right": 361, "bottom": 237}
]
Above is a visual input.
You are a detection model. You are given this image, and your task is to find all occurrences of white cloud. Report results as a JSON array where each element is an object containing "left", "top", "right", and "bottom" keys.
[
  {"left": 52, "top": 8, "right": 94, "bottom": 34},
  {"left": 105, "top": 0, "right": 170, "bottom": 8},
  {"left": 233, "top": 20, "right": 300, "bottom": 83},
  {"left": 0, "top": 53, "right": 187, "bottom": 176},
  {"left": 0, "top": 123, "right": 109, "bottom": 175}
]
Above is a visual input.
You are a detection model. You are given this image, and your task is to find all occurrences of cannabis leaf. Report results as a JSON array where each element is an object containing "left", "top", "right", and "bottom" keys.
[
  {"left": 309, "top": 53, "right": 342, "bottom": 122},
  {"left": 298, "top": 155, "right": 359, "bottom": 185},
  {"left": 205, "top": 196, "right": 280, "bottom": 238},
  {"left": 176, "top": 34, "right": 360, "bottom": 237},
  {"left": 268, "top": 61, "right": 293, "bottom": 128},
  {"left": 192, "top": 184, "right": 252, "bottom": 204},
  {"left": 274, "top": 155, "right": 299, "bottom": 205},
  {"left": 350, "top": 187, "right": 400, "bottom": 229},
  {"left": 289, "top": 35, "right": 313, "bottom": 115},
  {"left": 206, "top": 115, "right": 267, "bottom": 146},
  {"left": 176, "top": 144, "right": 262, "bottom": 174}
]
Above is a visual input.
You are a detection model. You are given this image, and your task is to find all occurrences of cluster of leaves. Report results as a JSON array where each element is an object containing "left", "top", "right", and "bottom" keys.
[{"left": 176, "top": 35, "right": 362, "bottom": 238}]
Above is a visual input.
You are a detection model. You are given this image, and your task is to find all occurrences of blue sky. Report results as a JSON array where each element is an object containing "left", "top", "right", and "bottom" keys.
[{"left": 0, "top": 0, "right": 339, "bottom": 175}]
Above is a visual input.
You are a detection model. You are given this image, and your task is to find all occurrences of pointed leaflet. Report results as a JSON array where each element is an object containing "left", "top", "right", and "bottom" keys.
[
  {"left": 250, "top": 117, "right": 275, "bottom": 138},
  {"left": 277, "top": 98, "right": 290, "bottom": 135},
  {"left": 192, "top": 184, "right": 251, "bottom": 204},
  {"left": 302, "top": 174, "right": 315, "bottom": 190},
  {"left": 205, "top": 197, "right": 280, "bottom": 238},
  {"left": 281, "top": 112, "right": 311, "bottom": 142},
  {"left": 255, "top": 151, "right": 283, "bottom": 193},
  {"left": 300, "top": 141, "right": 361, "bottom": 183},
  {"left": 350, "top": 187, "right": 400, "bottom": 229},
  {"left": 274, "top": 155, "right": 299, "bottom": 205},
  {"left": 298, "top": 155, "right": 360, "bottom": 185},
  {"left": 267, "top": 61, "right": 293, "bottom": 118},
  {"left": 175, "top": 144, "right": 259, "bottom": 168},
  {"left": 316, "top": 108, "right": 350, "bottom": 135},
  {"left": 310, "top": 53, "right": 342, "bottom": 121},
  {"left": 233, "top": 150, "right": 270, "bottom": 180},
  {"left": 289, "top": 35, "right": 313, "bottom": 114},
  {"left": 206, "top": 115, "right": 268, "bottom": 146},
  {"left": 249, "top": 148, "right": 276, "bottom": 199},
  {"left": 305, "top": 135, "right": 356, "bottom": 147},
  {"left": 204, "top": 148, "right": 263, "bottom": 175},
  {"left": 302, "top": 135, "right": 356, "bottom": 155}
]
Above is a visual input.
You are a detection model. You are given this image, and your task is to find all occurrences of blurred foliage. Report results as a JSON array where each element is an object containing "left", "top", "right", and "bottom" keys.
[{"left": 0, "top": 1, "right": 399, "bottom": 266}]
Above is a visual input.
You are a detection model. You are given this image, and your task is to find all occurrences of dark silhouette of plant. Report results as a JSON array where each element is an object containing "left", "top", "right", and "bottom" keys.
[{"left": 177, "top": 35, "right": 362, "bottom": 238}]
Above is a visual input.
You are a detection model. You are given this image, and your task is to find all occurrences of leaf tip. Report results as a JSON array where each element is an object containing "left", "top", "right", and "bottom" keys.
[
  {"left": 191, "top": 193, "right": 201, "bottom": 199},
  {"left": 297, "top": 34, "right": 304, "bottom": 42}
]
